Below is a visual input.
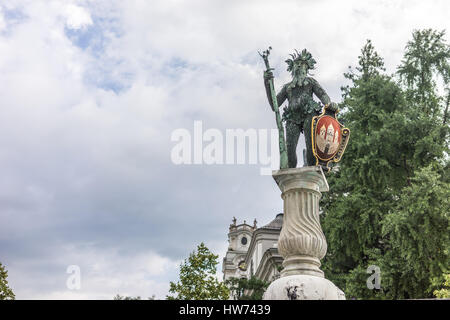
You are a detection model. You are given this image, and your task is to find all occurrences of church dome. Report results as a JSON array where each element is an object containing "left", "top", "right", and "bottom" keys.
[{"left": 260, "top": 213, "right": 283, "bottom": 230}]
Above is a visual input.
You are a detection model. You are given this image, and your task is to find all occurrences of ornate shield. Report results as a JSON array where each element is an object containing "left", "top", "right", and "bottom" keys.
[{"left": 311, "top": 106, "right": 350, "bottom": 170}]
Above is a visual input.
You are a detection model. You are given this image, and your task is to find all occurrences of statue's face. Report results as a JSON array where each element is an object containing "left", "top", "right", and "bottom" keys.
[{"left": 292, "top": 61, "right": 308, "bottom": 78}]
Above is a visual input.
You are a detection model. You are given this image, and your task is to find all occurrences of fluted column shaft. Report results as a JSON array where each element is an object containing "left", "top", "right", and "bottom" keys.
[{"left": 273, "top": 167, "right": 329, "bottom": 278}]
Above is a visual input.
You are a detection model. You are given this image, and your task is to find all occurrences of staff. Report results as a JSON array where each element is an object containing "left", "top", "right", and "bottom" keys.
[{"left": 259, "top": 47, "right": 288, "bottom": 169}]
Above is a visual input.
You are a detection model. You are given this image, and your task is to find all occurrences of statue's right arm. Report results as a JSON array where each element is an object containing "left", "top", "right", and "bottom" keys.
[
  {"left": 275, "top": 85, "right": 287, "bottom": 107},
  {"left": 264, "top": 76, "right": 287, "bottom": 110}
]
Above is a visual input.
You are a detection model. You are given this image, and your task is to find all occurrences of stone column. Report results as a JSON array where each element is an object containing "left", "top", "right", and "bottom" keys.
[{"left": 263, "top": 166, "right": 345, "bottom": 300}]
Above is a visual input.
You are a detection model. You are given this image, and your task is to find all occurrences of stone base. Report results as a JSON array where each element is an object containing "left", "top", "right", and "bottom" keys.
[
  {"left": 263, "top": 275, "right": 345, "bottom": 300},
  {"left": 281, "top": 255, "right": 324, "bottom": 278}
]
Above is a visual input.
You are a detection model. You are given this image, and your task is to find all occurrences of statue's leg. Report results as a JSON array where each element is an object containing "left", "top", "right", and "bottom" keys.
[
  {"left": 304, "top": 113, "right": 316, "bottom": 166},
  {"left": 285, "top": 121, "right": 301, "bottom": 168}
]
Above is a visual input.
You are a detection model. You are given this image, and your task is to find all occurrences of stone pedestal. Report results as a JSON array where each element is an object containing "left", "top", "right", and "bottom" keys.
[{"left": 263, "top": 166, "right": 345, "bottom": 300}]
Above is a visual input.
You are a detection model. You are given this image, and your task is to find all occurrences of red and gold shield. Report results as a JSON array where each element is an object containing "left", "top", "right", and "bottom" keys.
[{"left": 311, "top": 106, "right": 350, "bottom": 169}]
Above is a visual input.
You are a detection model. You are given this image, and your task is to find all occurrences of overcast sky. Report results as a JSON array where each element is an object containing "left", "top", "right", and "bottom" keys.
[{"left": 0, "top": 0, "right": 449, "bottom": 299}]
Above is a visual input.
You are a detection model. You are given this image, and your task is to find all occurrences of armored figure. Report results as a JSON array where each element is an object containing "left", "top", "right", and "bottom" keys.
[{"left": 264, "top": 49, "right": 338, "bottom": 167}]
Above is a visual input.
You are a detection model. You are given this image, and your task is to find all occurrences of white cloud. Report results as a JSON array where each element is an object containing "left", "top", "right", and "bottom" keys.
[
  {"left": 8, "top": 243, "right": 177, "bottom": 300},
  {"left": 0, "top": 8, "right": 6, "bottom": 32},
  {"left": 64, "top": 4, "right": 92, "bottom": 30}
]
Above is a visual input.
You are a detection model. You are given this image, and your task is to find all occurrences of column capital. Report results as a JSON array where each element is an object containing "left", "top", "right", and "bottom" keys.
[{"left": 272, "top": 166, "right": 329, "bottom": 194}]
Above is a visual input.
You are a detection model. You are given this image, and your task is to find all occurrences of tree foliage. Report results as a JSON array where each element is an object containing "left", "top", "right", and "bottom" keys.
[
  {"left": 398, "top": 29, "right": 450, "bottom": 115},
  {"left": 433, "top": 273, "right": 450, "bottom": 298},
  {"left": 0, "top": 262, "right": 15, "bottom": 300},
  {"left": 225, "top": 276, "right": 269, "bottom": 300},
  {"left": 382, "top": 164, "right": 449, "bottom": 298},
  {"left": 321, "top": 31, "right": 450, "bottom": 299},
  {"left": 167, "top": 243, "right": 229, "bottom": 300}
]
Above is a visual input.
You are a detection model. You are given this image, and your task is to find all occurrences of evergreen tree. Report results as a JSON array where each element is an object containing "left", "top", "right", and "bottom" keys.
[
  {"left": 321, "top": 32, "right": 449, "bottom": 299},
  {"left": 382, "top": 164, "right": 449, "bottom": 298},
  {"left": 398, "top": 29, "right": 450, "bottom": 116},
  {"left": 0, "top": 262, "right": 15, "bottom": 300}
]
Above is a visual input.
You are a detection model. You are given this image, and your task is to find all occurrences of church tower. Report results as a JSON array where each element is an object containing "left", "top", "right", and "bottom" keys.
[{"left": 222, "top": 217, "right": 257, "bottom": 281}]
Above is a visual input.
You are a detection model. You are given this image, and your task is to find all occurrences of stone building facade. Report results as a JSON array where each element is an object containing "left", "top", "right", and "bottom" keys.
[{"left": 222, "top": 214, "right": 284, "bottom": 287}]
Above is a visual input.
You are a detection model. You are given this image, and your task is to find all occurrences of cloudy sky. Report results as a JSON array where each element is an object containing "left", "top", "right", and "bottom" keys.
[{"left": 0, "top": 0, "right": 449, "bottom": 299}]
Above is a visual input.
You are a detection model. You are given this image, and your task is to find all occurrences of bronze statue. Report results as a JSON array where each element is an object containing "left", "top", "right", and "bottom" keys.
[{"left": 261, "top": 48, "right": 338, "bottom": 168}]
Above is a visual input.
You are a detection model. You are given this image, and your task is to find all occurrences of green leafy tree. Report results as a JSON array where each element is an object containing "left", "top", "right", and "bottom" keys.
[
  {"left": 225, "top": 276, "right": 269, "bottom": 300},
  {"left": 321, "top": 32, "right": 449, "bottom": 299},
  {"left": 167, "top": 243, "right": 229, "bottom": 300},
  {"left": 348, "top": 39, "right": 385, "bottom": 83},
  {"left": 0, "top": 262, "right": 15, "bottom": 300},
  {"left": 433, "top": 274, "right": 450, "bottom": 298},
  {"left": 398, "top": 29, "right": 450, "bottom": 116},
  {"left": 382, "top": 165, "right": 449, "bottom": 298}
]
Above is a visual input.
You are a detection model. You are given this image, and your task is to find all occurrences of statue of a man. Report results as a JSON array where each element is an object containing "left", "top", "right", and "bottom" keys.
[{"left": 264, "top": 49, "right": 338, "bottom": 168}]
